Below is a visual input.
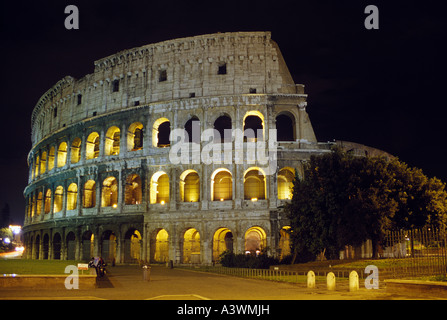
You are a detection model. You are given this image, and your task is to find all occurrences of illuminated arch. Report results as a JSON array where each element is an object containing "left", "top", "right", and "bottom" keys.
[
  {"left": 125, "top": 174, "right": 143, "bottom": 205},
  {"left": 213, "top": 227, "right": 233, "bottom": 261},
  {"left": 48, "top": 146, "right": 55, "bottom": 170},
  {"left": 124, "top": 228, "right": 142, "bottom": 263},
  {"left": 180, "top": 170, "right": 200, "bottom": 202},
  {"left": 67, "top": 183, "right": 78, "bottom": 210},
  {"left": 57, "top": 142, "right": 67, "bottom": 167},
  {"left": 183, "top": 228, "right": 201, "bottom": 263},
  {"left": 40, "top": 151, "right": 47, "bottom": 175},
  {"left": 152, "top": 229, "right": 169, "bottom": 263},
  {"left": 128, "top": 122, "right": 144, "bottom": 151},
  {"left": 277, "top": 167, "right": 295, "bottom": 200},
  {"left": 150, "top": 171, "right": 169, "bottom": 204},
  {"left": 152, "top": 117, "right": 170, "bottom": 147},
  {"left": 105, "top": 126, "right": 120, "bottom": 156},
  {"left": 211, "top": 168, "right": 233, "bottom": 201},
  {"left": 53, "top": 186, "right": 64, "bottom": 213},
  {"left": 243, "top": 167, "right": 266, "bottom": 200},
  {"left": 44, "top": 189, "right": 52, "bottom": 214},
  {"left": 101, "top": 176, "right": 118, "bottom": 207},
  {"left": 243, "top": 110, "right": 265, "bottom": 142},
  {"left": 86, "top": 132, "right": 100, "bottom": 160},
  {"left": 244, "top": 226, "right": 267, "bottom": 253},
  {"left": 71, "top": 138, "right": 81, "bottom": 164},
  {"left": 83, "top": 180, "right": 96, "bottom": 208}
]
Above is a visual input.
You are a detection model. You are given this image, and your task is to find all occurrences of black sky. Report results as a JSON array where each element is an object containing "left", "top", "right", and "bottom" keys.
[{"left": 1, "top": 0, "right": 446, "bottom": 224}]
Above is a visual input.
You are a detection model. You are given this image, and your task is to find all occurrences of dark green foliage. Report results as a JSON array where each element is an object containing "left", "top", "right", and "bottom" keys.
[
  {"left": 219, "top": 250, "right": 279, "bottom": 269},
  {"left": 285, "top": 148, "right": 447, "bottom": 261}
]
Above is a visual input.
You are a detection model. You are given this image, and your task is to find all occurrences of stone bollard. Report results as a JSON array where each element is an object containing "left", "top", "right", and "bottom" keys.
[
  {"left": 327, "top": 272, "right": 336, "bottom": 291},
  {"left": 307, "top": 271, "right": 316, "bottom": 289},
  {"left": 349, "top": 271, "right": 359, "bottom": 292}
]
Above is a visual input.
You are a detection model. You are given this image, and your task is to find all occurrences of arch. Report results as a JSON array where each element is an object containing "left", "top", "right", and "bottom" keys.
[
  {"left": 34, "top": 155, "right": 40, "bottom": 178},
  {"left": 44, "top": 189, "right": 52, "bottom": 214},
  {"left": 211, "top": 168, "right": 233, "bottom": 201},
  {"left": 150, "top": 171, "right": 169, "bottom": 204},
  {"left": 128, "top": 122, "right": 144, "bottom": 151},
  {"left": 53, "top": 233, "right": 62, "bottom": 260},
  {"left": 83, "top": 180, "right": 96, "bottom": 208},
  {"left": 213, "top": 115, "right": 232, "bottom": 143},
  {"left": 277, "top": 167, "right": 295, "bottom": 200},
  {"left": 66, "top": 232, "right": 76, "bottom": 260},
  {"left": 101, "top": 230, "right": 117, "bottom": 263},
  {"left": 101, "top": 176, "right": 118, "bottom": 207},
  {"left": 35, "top": 234, "right": 40, "bottom": 259},
  {"left": 276, "top": 112, "right": 296, "bottom": 141},
  {"left": 152, "top": 229, "right": 169, "bottom": 263},
  {"left": 81, "top": 231, "right": 94, "bottom": 260},
  {"left": 48, "top": 146, "right": 55, "bottom": 171},
  {"left": 86, "top": 132, "right": 100, "bottom": 160},
  {"left": 71, "top": 137, "right": 81, "bottom": 164},
  {"left": 57, "top": 142, "right": 67, "bottom": 167},
  {"left": 244, "top": 226, "right": 267, "bottom": 254},
  {"left": 184, "top": 116, "right": 201, "bottom": 143},
  {"left": 182, "top": 228, "right": 201, "bottom": 263},
  {"left": 279, "top": 226, "right": 292, "bottom": 260},
  {"left": 40, "top": 151, "right": 47, "bottom": 175},
  {"left": 124, "top": 174, "right": 142, "bottom": 205},
  {"left": 124, "top": 228, "right": 142, "bottom": 263},
  {"left": 152, "top": 117, "right": 170, "bottom": 148},
  {"left": 243, "top": 110, "right": 264, "bottom": 142},
  {"left": 180, "top": 170, "right": 200, "bottom": 202},
  {"left": 53, "top": 186, "right": 64, "bottom": 213},
  {"left": 213, "top": 227, "right": 233, "bottom": 261},
  {"left": 105, "top": 126, "right": 120, "bottom": 156},
  {"left": 67, "top": 183, "right": 78, "bottom": 210},
  {"left": 244, "top": 168, "right": 266, "bottom": 200},
  {"left": 36, "top": 191, "right": 42, "bottom": 216},
  {"left": 42, "top": 233, "right": 50, "bottom": 259}
]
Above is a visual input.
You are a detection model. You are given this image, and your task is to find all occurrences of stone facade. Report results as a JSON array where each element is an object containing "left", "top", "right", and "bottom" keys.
[{"left": 23, "top": 31, "right": 335, "bottom": 265}]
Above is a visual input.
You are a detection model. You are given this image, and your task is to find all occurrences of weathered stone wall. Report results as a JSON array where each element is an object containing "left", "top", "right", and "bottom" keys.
[{"left": 23, "top": 32, "right": 331, "bottom": 265}]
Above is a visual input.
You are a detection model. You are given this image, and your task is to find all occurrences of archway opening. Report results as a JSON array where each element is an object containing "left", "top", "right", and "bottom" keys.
[
  {"left": 150, "top": 172, "right": 170, "bottom": 204},
  {"left": 67, "top": 183, "right": 78, "bottom": 210},
  {"left": 244, "top": 226, "right": 267, "bottom": 255},
  {"left": 184, "top": 116, "right": 201, "bottom": 143},
  {"left": 244, "top": 169, "right": 266, "bottom": 200},
  {"left": 105, "top": 126, "right": 120, "bottom": 156},
  {"left": 101, "top": 230, "right": 116, "bottom": 264},
  {"left": 125, "top": 174, "right": 142, "bottom": 205},
  {"left": 153, "top": 118, "right": 170, "bottom": 147},
  {"left": 277, "top": 167, "right": 295, "bottom": 200},
  {"left": 81, "top": 231, "right": 94, "bottom": 260},
  {"left": 276, "top": 112, "right": 296, "bottom": 141},
  {"left": 213, "top": 228, "right": 233, "bottom": 262},
  {"left": 83, "top": 180, "right": 96, "bottom": 208},
  {"left": 213, "top": 115, "right": 232, "bottom": 143},
  {"left": 152, "top": 229, "right": 169, "bottom": 263},
  {"left": 183, "top": 228, "right": 200, "bottom": 264},
  {"left": 66, "top": 232, "right": 76, "bottom": 260},
  {"left": 211, "top": 169, "right": 232, "bottom": 201},
  {"left": 124, "top": 229, "right": 142, "bottom": 263},
  {"left": 53, "top": 233, "right": 62, "bottom": 260},
  {"left": 180, "top": 170, "right": 200, "bottom": 202},
  {"left": 101, "top": 176, "right": 118, "bottom": 207}
]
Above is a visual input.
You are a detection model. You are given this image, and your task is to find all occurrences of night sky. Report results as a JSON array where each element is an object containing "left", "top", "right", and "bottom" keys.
[{"left": 1, "top": 0, "right": 446, "bottom": 224}]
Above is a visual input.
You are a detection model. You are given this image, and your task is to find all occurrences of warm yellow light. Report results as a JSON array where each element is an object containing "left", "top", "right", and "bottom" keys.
[
  {"left": 251, "top": 197, "right": 258, "bottom": 202},
  {"left": 220, "top": 198, "right": 224, "bottom": 201},
  {"left": 160, "top": 200, "right": 165, "bottom": 205},
  {"left": 112, "top": 204, "right": 117, "bottom": 208}
]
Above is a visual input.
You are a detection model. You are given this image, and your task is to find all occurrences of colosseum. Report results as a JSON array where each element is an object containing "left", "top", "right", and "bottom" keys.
[{"left": 22, "top": 31, "right": 385, "bottom": 265}]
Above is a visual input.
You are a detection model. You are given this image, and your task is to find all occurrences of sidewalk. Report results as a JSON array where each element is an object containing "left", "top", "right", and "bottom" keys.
[{"left": 0, "top": 264, "right": 444, "bottom": 300}]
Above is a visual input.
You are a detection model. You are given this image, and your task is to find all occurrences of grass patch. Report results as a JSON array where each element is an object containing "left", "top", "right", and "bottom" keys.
[
  {"left": 335, "top": 258, "right": 443, "bottom": 269},
  {"left": 0, "top": 259, "right": 82, "bottom": 275}
]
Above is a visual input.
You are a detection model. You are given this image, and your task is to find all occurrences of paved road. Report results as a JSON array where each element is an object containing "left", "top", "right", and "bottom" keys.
[{"left": 0, "top": 264, "right": 443, "bottom": 300}]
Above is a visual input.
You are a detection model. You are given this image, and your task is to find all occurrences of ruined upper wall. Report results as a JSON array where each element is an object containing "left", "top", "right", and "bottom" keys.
[{"left": 30, "top": 32, "right": 302, "bottom": 145}]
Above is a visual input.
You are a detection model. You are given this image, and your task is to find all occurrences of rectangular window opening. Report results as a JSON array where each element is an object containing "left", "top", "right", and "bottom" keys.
[
  {"left": 218, "top": 63, "right": 227, "bottom": 75},
  {"left": 159, "top": 70, "right": 167, "bottom": 82},
  {"left": 112, "top": 80, "right": 120, "bottom": 92}
]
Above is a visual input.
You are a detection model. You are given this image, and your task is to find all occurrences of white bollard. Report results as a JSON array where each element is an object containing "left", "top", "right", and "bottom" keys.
[
  {"left": 307, "top": 270, "right": 316, "bottom": 289},
  {"left": 349, "top": 271, "right": 359, "bottom": 291},
  {"left": 327, "top": 272, "right": 336, "bottom": 291}
]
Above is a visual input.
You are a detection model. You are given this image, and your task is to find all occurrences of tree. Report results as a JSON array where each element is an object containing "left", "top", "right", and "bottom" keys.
[{"left": 285, "top": 148, "right": 447, "bottom": 261}]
